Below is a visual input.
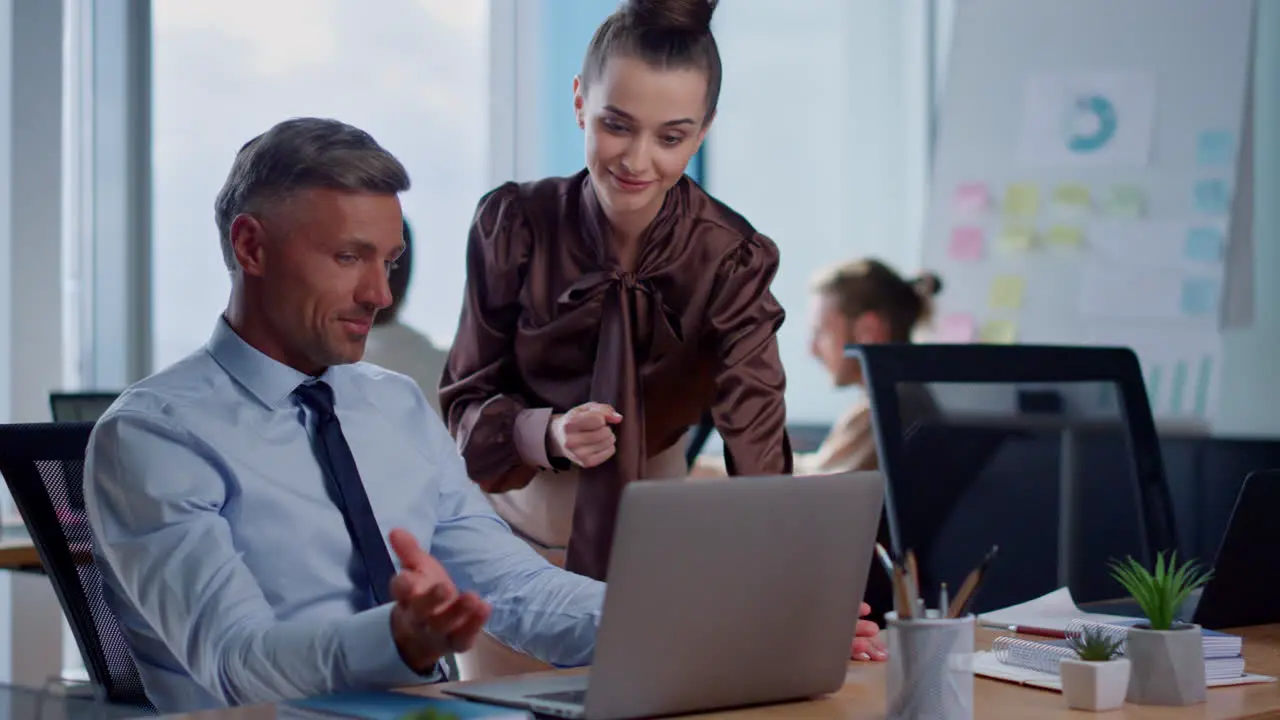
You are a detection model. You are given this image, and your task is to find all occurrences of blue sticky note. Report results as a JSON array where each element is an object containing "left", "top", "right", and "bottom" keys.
[
  {"left": 1193, "top": 179, "right": 1231, "bottom": 215},
  {"left": 1180, "top": 277, "right": 1220, "bottom": 316},
  {"left": 1184, "top": 227, "right": 1225, "bottom": 262},
  {"left": 1196, "top": 130, "right": 1235, "bottom": 166}
]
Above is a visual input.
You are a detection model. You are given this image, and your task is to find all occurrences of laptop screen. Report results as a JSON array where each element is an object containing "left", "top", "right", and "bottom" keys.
[{"left": 880, "top": 378, "right": 1149, "bottom": 613}]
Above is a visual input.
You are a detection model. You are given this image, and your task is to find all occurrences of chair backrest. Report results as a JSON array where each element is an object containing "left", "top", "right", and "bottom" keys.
[
  {"left": 848, "top": 344, "right": 1179, "bottom": 613},
  {"left": 0, "top": 422, "right": 154, "bottom": 711}
]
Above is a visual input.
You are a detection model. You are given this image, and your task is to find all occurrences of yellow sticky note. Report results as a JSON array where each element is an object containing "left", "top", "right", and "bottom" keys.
[
  {"left": 1045, "top": 225, "right": 1084, "bottom": 247},
  {"left": 1103, "top": 185, "right": 1145, "bottom": 218},
  {"left": 989, "top": 275, "right": 1025, "bottom": 310},
  {"left": 1003, "top": 183, "right": 1039, "bottom": 218},
  {"left": 998, "top": 226, "right": 1035, "bottom": 251},
  {"left": 979, "top": 320, "right": 1018, "bottom": 344},
  {"left": 1053, "top": 184, "right": 1091, "bottom": 211}
]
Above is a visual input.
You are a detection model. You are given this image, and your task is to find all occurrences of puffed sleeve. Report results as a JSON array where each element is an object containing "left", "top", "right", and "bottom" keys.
[
  {"left": 705, "top": 234, "right": 794, "bottom": 475},
  {"left": 438, "top": 184, "right": 542, "bottom": 492}
]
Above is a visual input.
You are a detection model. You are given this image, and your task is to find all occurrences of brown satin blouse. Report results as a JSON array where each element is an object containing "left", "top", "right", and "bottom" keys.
[{"left": 439, "top": 169, "right": 793, "bottom": 580}]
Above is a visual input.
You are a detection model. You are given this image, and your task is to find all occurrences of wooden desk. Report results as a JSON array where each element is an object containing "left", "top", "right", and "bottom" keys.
[
  {"left": 0, "top": 524, "right": 40, "bottom": 571},
  {"left": 162, "top": 624, "right": 1280, "bottom": 719}
]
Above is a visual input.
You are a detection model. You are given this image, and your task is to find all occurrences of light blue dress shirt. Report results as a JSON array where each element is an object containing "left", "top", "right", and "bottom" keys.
[{"left": 85, "top": 318, "right": 604, "bottom": 713}]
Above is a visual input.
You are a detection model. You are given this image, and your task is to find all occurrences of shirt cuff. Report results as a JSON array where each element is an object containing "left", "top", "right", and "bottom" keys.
[
  {"left": 338, "top": 603, "right": 439, "bottom": 689},
  {"left": 514, "top": 408, "right": 554, "bottom": 469}
]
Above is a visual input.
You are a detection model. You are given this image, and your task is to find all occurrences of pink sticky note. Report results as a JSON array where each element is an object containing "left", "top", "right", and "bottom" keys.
[
  {"left": 953, "top": 183, "right": 990, "bottom": 215},
  {"left": 936, "top": 313, "right": 976, "bottom": 343},
  {"left": 947, "top": 226, "right": 985, "bottom": 261}
]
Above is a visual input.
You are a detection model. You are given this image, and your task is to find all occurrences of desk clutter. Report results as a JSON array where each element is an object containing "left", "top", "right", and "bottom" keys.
[{"left": 971, "top": 588, "right": 1274, "bottom": 700}]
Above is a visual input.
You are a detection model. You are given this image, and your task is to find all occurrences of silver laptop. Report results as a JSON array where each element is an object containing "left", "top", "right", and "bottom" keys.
[{"left": 445, "top": 471, "right": 885, "bottom": 720}]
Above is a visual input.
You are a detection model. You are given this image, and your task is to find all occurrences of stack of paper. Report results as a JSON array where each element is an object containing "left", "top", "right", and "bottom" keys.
[{"left": 977, "top": 587, "right": 1134, "bottom": 636}]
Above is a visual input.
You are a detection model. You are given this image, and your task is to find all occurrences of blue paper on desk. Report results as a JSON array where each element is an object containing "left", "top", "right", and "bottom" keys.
[{"left": 283, "top": 691, "right": 532, "bottom": 719}]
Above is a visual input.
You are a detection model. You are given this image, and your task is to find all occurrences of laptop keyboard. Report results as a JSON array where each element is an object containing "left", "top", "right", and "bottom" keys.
[{"left": 528, "top": 689, "right": 587, "bottom": 705}]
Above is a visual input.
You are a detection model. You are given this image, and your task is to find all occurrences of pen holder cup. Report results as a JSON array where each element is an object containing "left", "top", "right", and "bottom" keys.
[{"left": 884, "top": 612, "right": 975, "bottom": 720}]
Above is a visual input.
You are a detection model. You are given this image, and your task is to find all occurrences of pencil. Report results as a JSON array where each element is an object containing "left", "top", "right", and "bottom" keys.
[
  {"left": 893, "top": 565, "right": 913, "bottom": 619},
  {"left": 905, "top": 549, "right": 921, "bottom": 612},
  {"left": 874, "top": 542, "right": 896, "bottom": 579}
]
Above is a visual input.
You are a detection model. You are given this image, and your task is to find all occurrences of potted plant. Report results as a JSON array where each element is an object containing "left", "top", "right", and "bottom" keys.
[
  {"left": 1108, "top": 550, "right": 1213, "bottom": 706},
  {"left": 1060, "top": 624, "right": 1130, "bottom": 711}
]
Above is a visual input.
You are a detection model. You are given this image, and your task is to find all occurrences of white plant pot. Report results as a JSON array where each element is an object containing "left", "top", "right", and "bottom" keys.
[
  {"left": 1060, "top": 657, "right": 1131, "bottom": 711},
  {"left": 1125, "top": 624, "right": 1207, "bottom": 706}
]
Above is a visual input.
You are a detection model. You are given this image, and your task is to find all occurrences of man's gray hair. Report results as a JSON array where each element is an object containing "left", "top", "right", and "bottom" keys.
[{"left": 214, "top": 117, "right": 411, "bottom": 270}]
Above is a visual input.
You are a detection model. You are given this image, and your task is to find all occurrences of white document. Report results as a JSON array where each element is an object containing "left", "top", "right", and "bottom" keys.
[
  {"left": 1018, "top": 72, "right": 1156, "bottom": 168},
  {"left": 977, "top": 587, "right": 1133, "bottom": 635}
]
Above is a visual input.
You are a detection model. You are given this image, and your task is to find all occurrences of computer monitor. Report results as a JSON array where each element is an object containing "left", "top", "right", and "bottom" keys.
[{"left": 49, "top": 392, "right": 119, "bottom": 423}]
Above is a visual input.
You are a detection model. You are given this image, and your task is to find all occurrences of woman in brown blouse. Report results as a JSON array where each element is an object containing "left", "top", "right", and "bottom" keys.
[{"left": 439, "top": 0, "right": 810, "bottom": 678}]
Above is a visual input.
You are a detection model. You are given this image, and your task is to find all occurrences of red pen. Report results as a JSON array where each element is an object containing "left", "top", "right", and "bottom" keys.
[{"left": 1002, "top": 624, "right": 1068, "bottom": 639}]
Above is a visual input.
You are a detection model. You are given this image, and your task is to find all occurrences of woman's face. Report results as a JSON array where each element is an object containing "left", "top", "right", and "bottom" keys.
[
  {"left": 809, "top": 293, "right": 893, "bottom": 387},
  {"left": 810, "top": 293, "right": 860, "bottom": 387},
  {"left": 574, "top": 55, "right": 710, "bottom": 226}
]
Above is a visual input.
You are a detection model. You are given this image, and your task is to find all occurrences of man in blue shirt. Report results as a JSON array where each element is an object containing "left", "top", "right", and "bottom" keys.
[
  {"left": 85, "top": 117, "right": 883, "bottom": 714},
  {"left": 84, "top": 117, "right": 606, "bottom": 713}
]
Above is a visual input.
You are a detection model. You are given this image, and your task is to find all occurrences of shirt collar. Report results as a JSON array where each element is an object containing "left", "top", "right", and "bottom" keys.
[{"left": 205, "top": 316, "right": 342, "bottom": 410}]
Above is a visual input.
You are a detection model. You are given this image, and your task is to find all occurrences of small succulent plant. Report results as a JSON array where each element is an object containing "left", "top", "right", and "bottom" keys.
[
  {"left": 1109, "top": 550, "right": 1212, "bottom": 631},
  {"left": 1069, "top": 624, "right": 1124, "bottom": 661}
]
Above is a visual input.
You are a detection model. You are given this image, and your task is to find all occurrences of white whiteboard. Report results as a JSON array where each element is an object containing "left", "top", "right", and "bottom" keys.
[{"left": 922, "top": 0, "right": 1255, "bottom": 427}]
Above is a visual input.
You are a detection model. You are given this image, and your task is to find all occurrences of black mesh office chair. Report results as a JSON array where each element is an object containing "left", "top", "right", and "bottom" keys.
[
  {"left": 850, "top": 344, "right": 1180, "bottom": 615},
  {"left": 0, "top": 422, "right": 154, "bottom": 712}
]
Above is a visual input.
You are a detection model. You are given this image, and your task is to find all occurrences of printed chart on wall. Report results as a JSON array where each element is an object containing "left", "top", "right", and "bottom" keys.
[
  {"left": 921, "top": 0, "right": 1254, "bottom": 428},
  {"left": 1017, "top": 72, "right": 1156, "bottom": 169}
]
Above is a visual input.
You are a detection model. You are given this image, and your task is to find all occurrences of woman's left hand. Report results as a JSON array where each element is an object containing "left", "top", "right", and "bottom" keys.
[{"left": 850, "top": 602, "right": 888, "bottom": 661}]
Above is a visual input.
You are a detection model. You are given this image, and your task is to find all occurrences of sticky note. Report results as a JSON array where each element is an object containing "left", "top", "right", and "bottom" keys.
[
  {"left": 953, "top": 183, "right": 990, "bottom": 215},
  {"left": 978, "top": 320, "right": 1017, "bottom": 345},
  {"left": 989, "top": 275, "right": 1025, "bottom": 310},
  {"left": 1052, "top": 184, "right": 1091, "bottom": 213},
  {"left": 998, "top": 226, "right": 1035, "bottom": 252},
  {"left": 1184, "top": 227, "right": 1225, "bottom": 263},
  {"left": 1045, "top": 225, "right": 1084, "bottom": 247},
  {"left": 1180, "top": 277, "right": 1221, "bottom": 316},
  {"left": 1193, "top": 178, "right": 1231, "bottom": 215},
  {"left": 1196, "top": 130, "right": 1235, "bottom": 167},
  {"left": 1102, "top": 185, "right": 1145, "bottom": 218},
  {"left": 1003, "top": 183, "right": 1039, "bottom": 218},
  {"left": 935, "top": 313, "right": 976, "bottom": 343},
  {"left": 947, "top": 227, "right": 985, "bottom": 261}
]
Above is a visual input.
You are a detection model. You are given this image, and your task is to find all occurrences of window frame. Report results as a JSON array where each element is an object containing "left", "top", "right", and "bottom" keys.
[{"left": 63, "top": 0, "right": 152, "bottom": 392}]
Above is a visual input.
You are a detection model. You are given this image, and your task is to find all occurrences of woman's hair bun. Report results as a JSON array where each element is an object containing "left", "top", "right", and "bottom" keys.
[
  {"left": 911, "top": 272, "right": 944, "bottom": 299},
  {"left": 623, "top": 0, "right": 717, "bottom": 34}
]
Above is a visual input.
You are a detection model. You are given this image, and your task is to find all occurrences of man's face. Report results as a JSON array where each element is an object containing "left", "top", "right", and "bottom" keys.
[{"left": 233, "top": 188, "right": 405, "bottom": 374}]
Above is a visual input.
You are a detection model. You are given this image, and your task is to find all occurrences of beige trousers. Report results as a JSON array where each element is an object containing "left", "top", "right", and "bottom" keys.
[{"left": 456, "top": 442, "right": 688, "bottom": 681}]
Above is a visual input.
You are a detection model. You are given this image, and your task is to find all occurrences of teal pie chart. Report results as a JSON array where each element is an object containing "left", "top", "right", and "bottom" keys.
[{"left": 1062, "top": 94, "right": 1117, "bottom": 153}]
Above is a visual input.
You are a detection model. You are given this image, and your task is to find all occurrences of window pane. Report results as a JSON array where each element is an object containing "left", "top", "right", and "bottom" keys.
[{"left": 151, "top": 0, "right": 489, "bottom": 368}]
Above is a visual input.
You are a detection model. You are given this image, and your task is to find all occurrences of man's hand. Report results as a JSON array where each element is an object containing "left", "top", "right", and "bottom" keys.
[
  {"left": 387, "top": 528, "right": 491, "bottom": 673},
  {"left": 850, "top": 602, "right": 888, "bottom": 662},
  {"left": 548, "top": 402, "right": 623, "bottom": 468}
]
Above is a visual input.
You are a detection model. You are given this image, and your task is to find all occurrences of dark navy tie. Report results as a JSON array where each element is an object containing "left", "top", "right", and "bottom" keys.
[{"left": 294, "top": 381, "right": 396, "bottom": 607}]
